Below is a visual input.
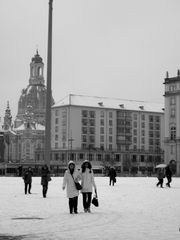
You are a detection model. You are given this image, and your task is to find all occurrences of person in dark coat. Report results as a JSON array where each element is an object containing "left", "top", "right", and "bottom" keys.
[
  {"left": 108, "top": 167, "right": 117, "bottom": 186},
  {"left": 41, "top": 165, "right": 51, "bottom": 198},
  {"left": 156, "top": 168, "right": 165, "bottom": 188},
  {"left": 23, "top": 167, "right": 33, "bottom": 194},
  {"left": 165, "top": 164, "right": 173, "bottom": 187}
]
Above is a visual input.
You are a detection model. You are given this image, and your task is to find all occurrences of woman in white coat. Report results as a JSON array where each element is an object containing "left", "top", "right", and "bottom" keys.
[
  {"left": 81, "top": 160, "right": 97, "bottom": 213},
  {"left": 62, "top": 161, "right": 81, "bottom": 214}
]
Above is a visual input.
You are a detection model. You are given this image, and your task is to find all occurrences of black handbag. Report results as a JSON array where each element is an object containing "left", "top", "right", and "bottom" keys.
[
  {"left": 71, "top": 174, "right": 82, "bottom": 190},
  {"left": 92, "top": 196, "right": 99, "bottom": 207},
  {"left": 75, "top": 182, "right": 82, "bottom": 190},
  {"left": 92, "top": 190, "right": 99, "bottom": 207}
]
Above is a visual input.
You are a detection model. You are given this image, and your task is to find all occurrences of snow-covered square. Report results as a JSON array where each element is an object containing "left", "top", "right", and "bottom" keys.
[{"left": 0, "top": 176, "right": 180, "bottom": 240}]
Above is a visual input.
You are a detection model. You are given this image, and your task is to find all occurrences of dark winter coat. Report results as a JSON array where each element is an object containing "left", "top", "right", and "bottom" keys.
[
  {"left": 165, "top": 165, "right": 172, "bottom": 178},
  {"left": 157, "top": 168, "right": 165, "bottom": 179},
  {"left": 23, "top": 169, "right": 33, "bottom": 184},
  {"left": 108, "top": 168, "right": 117, "bottom": 180},
  {"left": 41, "top": 167, "right": 50, "bottom": 186}
]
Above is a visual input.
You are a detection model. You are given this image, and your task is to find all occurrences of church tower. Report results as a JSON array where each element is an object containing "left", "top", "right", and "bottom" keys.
[
  {"left": 164, "top": 70, "right": 180, "bottom": 175},
  {"left": 3, "top": 101, "right": 12, "bottom": 130},
  {"left": 29, "top": 50, "right": 45, "bottom": 86},
  {"left": 15, "top": 51, "right": 49, "bottom": 127}
]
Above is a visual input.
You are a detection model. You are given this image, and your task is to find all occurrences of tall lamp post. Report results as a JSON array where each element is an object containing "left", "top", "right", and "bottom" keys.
[{"left": 45, "top": 0, "right": 53, "bottom": 168}]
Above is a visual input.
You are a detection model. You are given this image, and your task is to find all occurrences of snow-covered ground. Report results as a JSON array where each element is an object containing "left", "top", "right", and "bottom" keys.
[{"left": 0, "top": 176, "right": 180, "bottom": 240}]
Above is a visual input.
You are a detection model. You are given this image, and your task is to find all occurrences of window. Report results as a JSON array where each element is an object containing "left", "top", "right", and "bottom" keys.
[
  {"left": 141, "top": 114, "right": 145, "bottom": 120},
  {"left": 55, "top": 142, "right": 58, "bottom": 149},
  {"left": 89, "top": 111, "right": 95, "bottom": 118},
  {"left": 89, "top": 135, "right": 95, "bottom": 143},
  {"left": 100, "top": 135, "right": 104, "bottom": 142},
  {"left": 109, "top": 144, "right": 112, "bottom": 150},
  {"left": 82, "top": 119, "right": 88, "bottom": 126},
  {"left": 55, "top": 118, "right": 59, "bottom": 124},
  {"left": 100, "top": 119, "right": 104, "bottom": 126},
  {"left": 132, "top": 155, "right": 137, "bottom": 162},
  {"left": 149, "top": 131, "right": 153, "bottom": 138},
  {"left": 55, "top": 126, "right": 59, "bottom": 132},
  {"left": 170, "top": 126, "right": 176, "bottom": 140},
  {"left": 134, "top": 121, "right": 137, "bottom": 128},
  {"left": 82, "top": 127, "right": 88, "bottom": 134},
  {"left": 109, "top": 136, "right": 113, "bottom": 143},
  {"left": 155, "top": 124, "right": 160, "bottom": 130},
  {"left": 149, "top": 139, "right": 153, "bottom": 145},
  {"left": 170, "top": 97, "right": 176, "bottom": 105},
  {"left": 55, "top": 109, "right": 59, "bottom": 116},
  {"left": 109, "top": 112, "right": 113, "bottom": 118},
  {"left": 109, "top": 120, "right": 113, "bottom": 126},
  {"left": 142, "top": 130, "right": 145, "bottom": 136},
  {"left": 134, "top": 114, "right": 137, "bottom": 120},
  {"left": 141, "top": 138, "right": 145, "bottom": 144},
  {"left": 141, "top": 122, "right": 145, "bottom": 128},
  {"left": 171, "top": 108, "right": 175, "bottom": 117},
  {"left": 109, "top": 128, "right": 113, "bottom": 134},
  {"left": 89, "top": 127, "right": 95, "bottom": 134},
  {"left": 140, "top": 155, "right": 145, "bottom": 162},
  {"left": 133, "top": 129, "right": 137, "bottom": 135},
  {"left": 133, "top": 137, "right": 137, "bottom": 143},
  {"left": 100, "top": 111, "right": 104, "bottom": 118},
  {"left": 82, "top": 110, "right": 88, "bottom": 118},
  {"left": 82, "top": 135, "right": 87, "bottom": 142},
  {"left": 55, "top": 135, "right": 58, "bottom": 141},
  {"left": 149, "top": 115, "right": 153, "bottom": 122},
  {"left": 155, "top": 116, "right": 160, "bottom": 122},
  {"left": 100, "top": 127, "right": 104, "bottom": 134},
  {"left": 89, "top": 119, "right": 95, "bottom": 126}
]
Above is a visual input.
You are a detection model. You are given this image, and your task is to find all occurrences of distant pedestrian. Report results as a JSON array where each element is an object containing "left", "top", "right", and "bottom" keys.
[
  {"left": 62, "top": 161, "right": 81, "bottom": 214},
  {"left": 41, "top": 165, "right": 51, "bottom": 198},
  {"left": 23, "top": 167, "right": 33, "bottom": 194},
  {"left": 156, "top": 168, "right": 165, "bottom": 188},
  {"left": 80, "top": 160, "right": 97, "bottom": 213},
  {"left": 108, "top": 167, "right": 117, "bottom": 186},
  {"left": 165, "top": 164, "right": 173, "bottom": 187}
]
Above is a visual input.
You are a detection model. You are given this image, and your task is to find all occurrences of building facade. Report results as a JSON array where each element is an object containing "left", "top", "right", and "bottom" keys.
[
  {"left": 51, "top": 94, "right": 164, "bottom": 175},
  {"left": 164, "top": 71, "right": 180, "bottom": 175},
  {"left": 1, "top": 52, "right": 52, "bottom": 175}
]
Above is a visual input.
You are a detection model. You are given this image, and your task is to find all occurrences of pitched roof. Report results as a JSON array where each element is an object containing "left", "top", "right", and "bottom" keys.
[{"left": 53, "top": 94, "right": 164, "bottom": 113}]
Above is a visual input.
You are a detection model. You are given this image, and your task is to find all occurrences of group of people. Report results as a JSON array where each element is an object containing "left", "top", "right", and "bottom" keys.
[
  {"left": 62, "top": 160, "right": 97, "bottom": 214},
  {"left": 23, "top": 164, "right": 51, "bottom": 198},
  {"left": 22, "top": 160, "right": 97, "bottom": 214},
  {"left": 156, "top": 164, "right": 173, "bottom": 188}
]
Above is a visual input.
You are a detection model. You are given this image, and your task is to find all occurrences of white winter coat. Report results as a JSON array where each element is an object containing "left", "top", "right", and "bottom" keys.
[
  {"left": 81, "top": 169, "right": 96, "bottom": 193},
  {"left": 62, "top": 169, "right": 81, "bottom": 198}
]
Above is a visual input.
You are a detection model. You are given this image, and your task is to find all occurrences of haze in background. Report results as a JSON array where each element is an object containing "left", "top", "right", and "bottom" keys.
[{"left": 1, "top": 0, "right": 180, "bottom": 120}]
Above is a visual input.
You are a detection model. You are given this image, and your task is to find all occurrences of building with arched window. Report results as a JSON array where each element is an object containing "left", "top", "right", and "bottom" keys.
[{"left": 164, "top": 71, "right": 180, "bottom": 175}]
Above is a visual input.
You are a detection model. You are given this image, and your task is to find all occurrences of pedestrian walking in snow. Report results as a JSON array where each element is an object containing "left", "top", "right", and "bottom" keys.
[
  {"left": 165, "top": 164, "right": 173, "bottom": 187},
  {"left": 156, "top": 168, "right": 165, "bottom": 188},
  {"left": 108, "top": 167, "right": 117, "bottom": 186},
  {"left": 41, "top": 165, "right": 51, "bottom": 198},
  {"left": 62, "top": 161, "right": 81, "bottom": 214},
  {"left": 23, "top": 167, "right": 33, "bottom": 194},
  {"left": 80, "top": 160, "right": 97, "bottom": 213}
]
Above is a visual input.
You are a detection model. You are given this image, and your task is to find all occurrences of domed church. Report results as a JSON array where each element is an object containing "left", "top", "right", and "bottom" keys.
[
  {"left": 15, "top": 51, "right": 49, "bottom": 128},
  {"left": 1, "top": 51, "right": 54, "bottom": 175}
]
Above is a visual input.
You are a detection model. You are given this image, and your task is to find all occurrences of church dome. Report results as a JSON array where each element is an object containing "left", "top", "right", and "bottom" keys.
[{"left": 15, "top": 51, "right": 54, "bottom": 126}]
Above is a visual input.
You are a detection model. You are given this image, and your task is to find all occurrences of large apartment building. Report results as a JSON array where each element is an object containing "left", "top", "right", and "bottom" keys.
[{"left": 51, "top": 94, "right": 164, "bottom": 174}]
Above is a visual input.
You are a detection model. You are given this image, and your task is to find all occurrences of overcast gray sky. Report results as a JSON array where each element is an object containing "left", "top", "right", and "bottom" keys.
[{"left": 1, "top": 0, "right": 180, "bottom": 121}]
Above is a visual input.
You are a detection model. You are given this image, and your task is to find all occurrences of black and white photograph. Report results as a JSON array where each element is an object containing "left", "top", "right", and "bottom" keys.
[{"left": 0, "top": 0, "right": 180, "bottom": 239}]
